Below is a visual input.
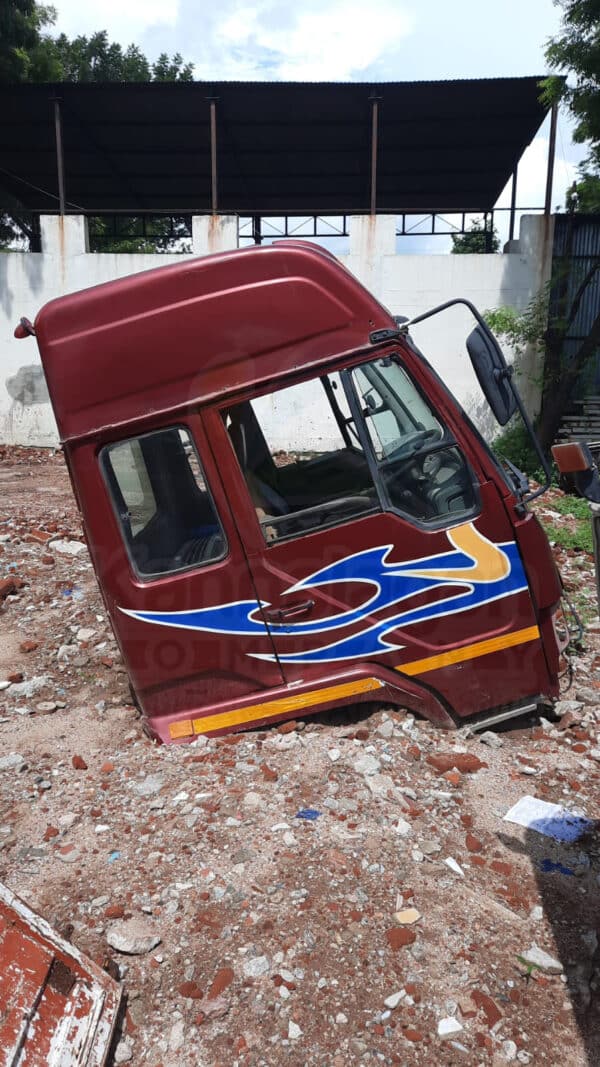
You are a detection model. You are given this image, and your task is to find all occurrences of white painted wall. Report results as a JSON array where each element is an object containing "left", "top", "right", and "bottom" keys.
[{"left": 0, "top": 213, "right": 552, "bottom": 447}]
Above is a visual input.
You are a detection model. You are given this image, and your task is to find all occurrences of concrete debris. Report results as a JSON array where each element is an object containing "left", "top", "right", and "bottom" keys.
[
  {"left": 7, "top": 676, "right": 51, "bottom": 699},
  {"left": 133, "top": 775, "right": 164, "bottom": 797},
  {"left": 479, "top": 730, "right": 504, "bottom": 749},
  {"left": 444, "top": 857, "right": 465, "bottom": 877},
  {"left": 353, "top": 752, "right": 381, "bottom": 776},
  {"left": 394, "top": 907, "right": 421, "bottom": 925},
  {"left": 383, "top": 990, "right": 405, "bottom": 1009},
  {"left": 113, "top": 1038, "right": 134, "bottom": 1064},
  {"left": 438, "top": 1016, "right": 464, "bottom": 1040},
  {"left": 242, "top": 955, "right": 270, "bottom": 978},
  {"left": 106, "top": 918, "right": 162, "bottom": 955},
  {"left": 50, "top": 538, "right": 87, "bottom": 556},
  {"left": 521, "top": 943, "right": 564, "bottom": 974},
  {"left": 0, "top": 753, "right": 26, "bottom": 772},
  {"left": 0, "top": 455, "right": 598, "bottom": 1063}
]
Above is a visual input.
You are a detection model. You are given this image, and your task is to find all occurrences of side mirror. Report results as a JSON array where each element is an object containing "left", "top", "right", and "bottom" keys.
[
  {"left": 466, "top": 325, "right": 517, "bottom": 426},
  {"left": 552, "top": 441, "right": 600, "bottom": 503}
]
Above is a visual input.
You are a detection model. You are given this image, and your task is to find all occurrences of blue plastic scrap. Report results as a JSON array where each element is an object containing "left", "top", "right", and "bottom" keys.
[
  {"left": 539, "top": 858, "right": 575, "bottom": 876},
  {"left": 295, "top": 809, "right": 322, "bottom": 821}
]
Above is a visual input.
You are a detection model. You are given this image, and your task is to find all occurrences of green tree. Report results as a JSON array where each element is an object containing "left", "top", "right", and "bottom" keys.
[
  {"left": 565, "top": 168, "right": 600, "bottom": 213},
  {"left": 0, "top": 3, "right": 193, "bottom": 85},
  {"left": 48, "top": 31, "right": 193, "bottom": 83},
  {"left": 451, "top": 219, "right": 500, "bottom": 254},
  {"left": 544, "top": 1, "right": 600, "bottom": 168},
  {"left": 88, "top": 215, "right": 192, "bottom": 255},
  {"left": 0, "top": 1, "right": 194, "bottom": 250},
  {"left": 0, "top": 1, "right": 61, "bottom": 82}
]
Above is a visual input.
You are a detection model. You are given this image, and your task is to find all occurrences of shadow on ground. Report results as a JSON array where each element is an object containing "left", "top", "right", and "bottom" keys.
[{"left": 500, "top": 823, "right": 600, "bottom": 1065}]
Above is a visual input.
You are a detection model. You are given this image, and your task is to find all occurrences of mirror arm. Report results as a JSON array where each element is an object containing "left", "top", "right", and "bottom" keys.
[
  {"left": 399, "top": 297, "right": 490, "bottom": 333},
  {"left": 509, "top": 387, "right": 552, "bottom": 502},
  {"left": 399, "top": 298, "right": 552, "bottom": 502}
]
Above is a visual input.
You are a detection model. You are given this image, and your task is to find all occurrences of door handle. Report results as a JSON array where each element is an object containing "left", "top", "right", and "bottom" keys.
[{"left": 265, "top": 598, "right": 315, "bottom": 623}]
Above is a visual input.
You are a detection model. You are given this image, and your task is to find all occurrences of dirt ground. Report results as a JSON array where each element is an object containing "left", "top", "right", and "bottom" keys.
[{"left": 1, "top": 447, "right": 600, "bottom": 1067}]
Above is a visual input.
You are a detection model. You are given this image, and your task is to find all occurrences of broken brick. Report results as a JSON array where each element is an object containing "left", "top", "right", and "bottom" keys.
[
  {"left": 426, "top": 752, "right": 486, "bottom": 774},
  {"left": 472, "top": 990, "right": 503, "bottom": 1028},
  {"left": 386, "top": 927, "right": 416, "bottom": 950},
  {"left": 19, "top": 639, "right": 39, "bottom": 653},
  {"left": 209, "top": 966, "right": 234, "bottom": 998},
  {"left": 466, "top": 833, "right": 483, "bottom": 852}
]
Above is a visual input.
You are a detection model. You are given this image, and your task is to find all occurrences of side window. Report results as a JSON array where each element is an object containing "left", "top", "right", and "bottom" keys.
[
  {"left": 224, "top": 374, "right": 380, "bottom": 541},
  {"left": 108, "top": 439, "right": 156, "bottom": 536},
  {"left": 351, "top": 357, "right": 478, "bottom": 524},
  {"left": 102, "top": 427, "right": 226, "bottom": 577}
]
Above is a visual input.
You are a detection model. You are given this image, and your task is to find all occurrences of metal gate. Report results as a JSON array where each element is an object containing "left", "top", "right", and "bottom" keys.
[{"left": 551, "top": 214, "right": 600, "bottom": 396}]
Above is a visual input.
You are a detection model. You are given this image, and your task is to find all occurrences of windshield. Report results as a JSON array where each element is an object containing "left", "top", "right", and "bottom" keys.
[
  {"left": 350, "top": 356, "right": 478, "bottom": 524},
  {"left": 352, "top": 358, "right": 444, "bottom": 458}
]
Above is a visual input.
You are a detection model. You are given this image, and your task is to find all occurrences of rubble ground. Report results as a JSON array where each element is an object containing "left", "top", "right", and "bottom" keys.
[{"left": 1, "top": 447, "right": 600, "bottom": 1067}]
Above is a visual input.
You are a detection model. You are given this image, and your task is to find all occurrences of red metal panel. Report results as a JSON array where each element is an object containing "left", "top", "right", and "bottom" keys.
[
  {"left": 34, "top": 243, "right": 393, "bottom": 443},
  {"left": 0, "top": 884, "right": 121, "bottom": 1067},
  {"left": 0, "top": 922, "right": 54, "bottom": 1063}
]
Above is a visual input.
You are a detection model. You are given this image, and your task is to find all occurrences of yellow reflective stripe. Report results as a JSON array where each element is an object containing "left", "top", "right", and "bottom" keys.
[
  {"left": 396, "top": 625, "right": 540, "bottom": 677},
  {"left": 170, "top": 719, "right": 194, "bottom": 739},
  {"left": 168, "top": 624, "right": 541, "bottom": 739},
  {"left": 169, "top": 676, "right": 382, "bottom": 739}
]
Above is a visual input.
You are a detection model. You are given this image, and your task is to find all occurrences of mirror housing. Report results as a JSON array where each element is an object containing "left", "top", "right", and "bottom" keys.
[
  {"left": 552, "top": 441, "right": 594, "bottom": 474},
  {"left": 552, "top": 441, "right": 600, "bottom": 503},
  {"left": 466, "top": 325, "right": 517, "bottom": 426}
]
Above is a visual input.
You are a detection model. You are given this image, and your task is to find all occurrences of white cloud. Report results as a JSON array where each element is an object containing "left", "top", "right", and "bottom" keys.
[
  {"left": 493, "top": 120, "right": 580, "bottom": 245},
  {"left": 52, "top": 0, "right": 414, "bottom": 79},
  {"left": 497, "top": 136, "right": 577, "bottom": 215},
  {"left": 52, "top": 0, "right": 179, "bottom": 45},
  {"left": 192, "top": 0, "right": 414, "bottom": 81}
]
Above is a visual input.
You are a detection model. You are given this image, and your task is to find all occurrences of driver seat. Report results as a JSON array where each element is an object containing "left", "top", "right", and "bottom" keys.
[{"left": 227, "top": 405, "right": 289, "bottom": 516}]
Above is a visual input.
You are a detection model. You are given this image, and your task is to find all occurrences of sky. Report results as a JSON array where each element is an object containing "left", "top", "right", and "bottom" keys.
[{"left": 49, "top": 0, "right": 586, "bottom": 247}]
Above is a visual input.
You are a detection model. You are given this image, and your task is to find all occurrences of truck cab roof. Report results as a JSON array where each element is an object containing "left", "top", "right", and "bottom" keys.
[{"left": 34, "top": 240, "right": 395, "bottom": 443}]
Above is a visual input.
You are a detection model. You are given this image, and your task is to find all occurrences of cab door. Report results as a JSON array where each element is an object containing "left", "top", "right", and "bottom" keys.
[
  {"left": 71, "top": 413, "right": 284, "bottom": 743},
  {"left": 201, "top": 352, "right": 549, "bottom": 720}
]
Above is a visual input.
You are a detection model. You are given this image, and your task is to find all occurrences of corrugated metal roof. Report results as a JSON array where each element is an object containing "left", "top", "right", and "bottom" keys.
[{"left": 0, "top": 77, "right": 548, "bottom": 215}]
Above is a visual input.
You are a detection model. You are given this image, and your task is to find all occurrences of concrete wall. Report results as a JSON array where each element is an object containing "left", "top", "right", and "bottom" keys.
[{"left": 0, "top": 213, "right": 553, "bottom": 447}]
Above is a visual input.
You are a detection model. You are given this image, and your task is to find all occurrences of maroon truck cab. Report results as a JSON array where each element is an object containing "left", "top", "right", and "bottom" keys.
[{"left": 26, "top": 241, "right": 565, "bottom": 742}]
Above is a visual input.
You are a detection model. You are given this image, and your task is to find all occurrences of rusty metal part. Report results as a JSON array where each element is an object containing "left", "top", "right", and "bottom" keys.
[{"left": 0, "top": 881, "right": 121, "bottom": 1066}]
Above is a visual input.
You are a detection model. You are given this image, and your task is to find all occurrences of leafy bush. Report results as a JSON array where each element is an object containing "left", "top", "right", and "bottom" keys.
[
  {"left": 543, "top": 517, "right": 593, "bottom": 555},
  {"left": 492, "top": 421, "right": 545, "bottom": 479}
]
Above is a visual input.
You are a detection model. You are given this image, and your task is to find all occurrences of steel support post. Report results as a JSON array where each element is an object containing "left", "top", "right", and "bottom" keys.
[
  {"left": 208, "top": 98, "right": 218, "bottom": 214},
  {"left": 509, "top": 165, "right": 518, "bottom": 242},
  {"left": 52, "top": 97, "right": 66, "bottom": 215},
  {"left": 544, "top": 102, "right": 558, "bottom": 216},
  {"left": 369, "top": 95, "right": 380, "bottom": 215}
]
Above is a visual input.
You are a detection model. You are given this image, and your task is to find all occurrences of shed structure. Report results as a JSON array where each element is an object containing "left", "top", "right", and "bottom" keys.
[{"left": 0, "top": 77, "right": 551, "bottom": 237}]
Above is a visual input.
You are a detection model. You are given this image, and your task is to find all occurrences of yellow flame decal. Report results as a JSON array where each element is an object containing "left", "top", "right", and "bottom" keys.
[{"left": 409, "top": 523, "right": 510, "bottom": 584}]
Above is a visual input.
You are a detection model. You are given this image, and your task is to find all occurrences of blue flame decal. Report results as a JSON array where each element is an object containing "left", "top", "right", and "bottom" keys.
[{"left": 121, "top": 523, "right": 528, "bottom": 665}]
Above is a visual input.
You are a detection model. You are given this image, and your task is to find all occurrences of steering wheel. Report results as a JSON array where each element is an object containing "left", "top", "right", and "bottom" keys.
[{"left": 381, "top": 429, "right": 441, "bottom": 466}]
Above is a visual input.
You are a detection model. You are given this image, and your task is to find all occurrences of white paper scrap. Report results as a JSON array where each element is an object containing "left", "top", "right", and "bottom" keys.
[{"left": 503, "top": 795, "right": 592, "bottom": 843}]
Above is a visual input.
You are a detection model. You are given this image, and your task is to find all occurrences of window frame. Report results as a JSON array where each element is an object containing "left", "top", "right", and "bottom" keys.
[
  {"left": 222, "top": 379, "right": 381, "bottom": 545},
  {"left": 100, "top": 423, "right": 229, "bottom": 582},
  {"left": 223, "top": 350, "right": 481, "bottom": 545}
]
